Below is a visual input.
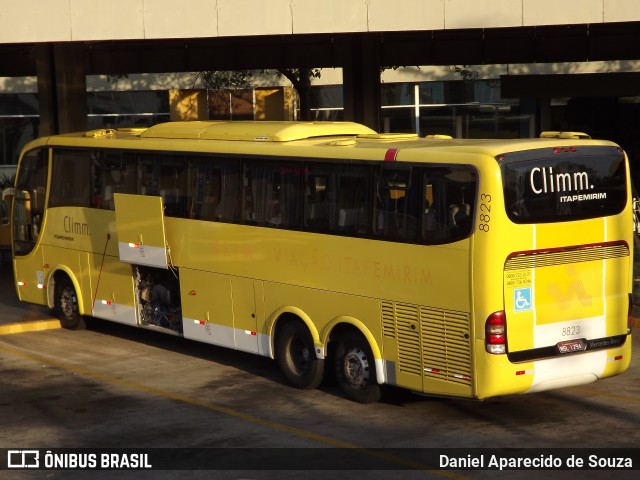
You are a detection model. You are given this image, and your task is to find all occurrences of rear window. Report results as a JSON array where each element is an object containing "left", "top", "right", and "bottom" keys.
[{"left": 502, "top": 146, "right": 627, "bottom": 223}]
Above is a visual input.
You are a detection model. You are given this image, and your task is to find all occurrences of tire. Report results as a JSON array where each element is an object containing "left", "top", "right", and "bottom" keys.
[
  {"left": 55, "top": 276, "right": 86, "bottom": 330},
  {"left": 276, "top": 320, "right": 324, "bottom": 389},
  {"left": 334, "top": 330, "right": 381, "bottom": 403}
]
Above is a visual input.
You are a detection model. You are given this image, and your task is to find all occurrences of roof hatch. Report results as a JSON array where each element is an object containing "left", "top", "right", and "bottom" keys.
[{"left": 139, "top": 121, "right": 376, "bottom": 142}]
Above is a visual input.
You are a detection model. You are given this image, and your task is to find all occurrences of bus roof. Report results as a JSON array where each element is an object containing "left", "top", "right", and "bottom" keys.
[{"left": 24, "top": 121, "right": 619, "bottom": 163}]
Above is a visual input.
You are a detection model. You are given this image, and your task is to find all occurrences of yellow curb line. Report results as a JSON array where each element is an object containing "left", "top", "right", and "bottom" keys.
[{"left": 0, "top": 319, "right": 60, "bottom": 335}]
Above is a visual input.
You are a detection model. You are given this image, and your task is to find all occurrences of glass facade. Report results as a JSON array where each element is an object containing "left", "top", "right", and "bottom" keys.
[
  {"left": 0, "top": 91, "right": 170, "bottom": 167},
  {"left": 7, "top": 78, "right": 626, "bottom": 170},
  {"left": 380, "top": 80, "right": 533, "bottom": 139},
  {"left": 87, "top": 91, "right": 170, "bottom": 130},
  {"left": 0, "top": 93, "right": 39, "bottom": 167},
  {"left": 310, "top": 85, "right": 344, "bottom": 121}
]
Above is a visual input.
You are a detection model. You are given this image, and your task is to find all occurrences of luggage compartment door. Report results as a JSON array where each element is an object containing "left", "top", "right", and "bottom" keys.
[{"left": 114, "top": 193, "right": 169, "bottom": 269}]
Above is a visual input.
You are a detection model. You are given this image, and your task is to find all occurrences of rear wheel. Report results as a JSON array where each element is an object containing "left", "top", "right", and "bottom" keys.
[
  {"left": 55, "top": 276, "right": 85, "bottom": 330},
  {"left": 334, "top": 330, "right": 381, "bottom": 403},
  {"left": 276, "top": 320, "right": 324, "bottom": 389}
]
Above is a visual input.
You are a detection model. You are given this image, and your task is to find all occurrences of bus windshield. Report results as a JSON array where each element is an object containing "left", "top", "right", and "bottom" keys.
[
  {"left": 502, "top": 146, "right": 627, "bottom": 224},
  {"left": 12, "top": 148, "right": 48, "bottom": 255}
]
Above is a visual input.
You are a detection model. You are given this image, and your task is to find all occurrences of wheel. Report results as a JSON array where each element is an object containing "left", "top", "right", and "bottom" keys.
[
  {"left": 55, "top": 276, "right": 85, "bottom": 330},
  {"left": 276, "top": 320, "right": 324, "bottom": 389},
  {"left": 334, "top": 330, "right": 381, "bottom": 403}
]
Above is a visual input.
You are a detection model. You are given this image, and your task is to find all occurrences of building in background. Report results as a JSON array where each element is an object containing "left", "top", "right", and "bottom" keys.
[{"left": 2, "top": 61, "right": 640, "bottom": 186}]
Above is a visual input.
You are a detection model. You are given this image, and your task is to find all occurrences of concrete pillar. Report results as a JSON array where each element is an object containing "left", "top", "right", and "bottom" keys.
[
  {"left": 36, "top": 43, "right": 88, "bottom": 135},
  {"left": 516, "top": 97, "right": 554, "bottom": 138},
  {"left": 518, "top": 97, "right": 538, "bottom": 137},
  {"left": 538, "top": 96, "right": 552, "bottom": 133},
  {"left": 342, "top": 35, "right": 381, "bottom": 132}
]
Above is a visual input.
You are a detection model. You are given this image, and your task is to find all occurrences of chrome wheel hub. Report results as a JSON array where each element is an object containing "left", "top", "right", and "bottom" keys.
[{"left": 344, "top": 348, "right": 370, "bottom": 388}]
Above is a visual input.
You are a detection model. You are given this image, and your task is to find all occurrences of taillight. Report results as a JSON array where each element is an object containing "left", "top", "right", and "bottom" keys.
[
  {"left": 486, "top": 311, "right": 506, "bottom": 354},
  {"left": 552, "top": 146, "right": 578, "bottom": 153}
]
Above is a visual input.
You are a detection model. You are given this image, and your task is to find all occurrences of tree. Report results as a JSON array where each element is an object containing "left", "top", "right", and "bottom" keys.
[
  {"left": 105, "top": 74, "right": 129, "bottom": 87},
  {"left": 272, "top": 68, "right": 321, "bottom": 121},
  {"left": 449, "top": 65, "right": 479, "bottom": 81},
  {"left": 190, "top": 70, "right": 255, "bottom": 96},
  {"left": 189, "top": 70, "right": 255, "bottom": 119},
  {"left": 193, "top": 68, "right": 321, "bottom": 121}
]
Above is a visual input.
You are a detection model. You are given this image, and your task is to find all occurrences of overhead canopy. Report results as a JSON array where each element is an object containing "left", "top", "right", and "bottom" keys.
[{"left": 1, "top": 23, "right": 640, "bottom": 77}]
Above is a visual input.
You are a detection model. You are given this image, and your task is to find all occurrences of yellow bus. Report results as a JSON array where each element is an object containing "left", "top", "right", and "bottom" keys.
[{"left": 11, "top": 121, "right": 633, "bottom": 403}]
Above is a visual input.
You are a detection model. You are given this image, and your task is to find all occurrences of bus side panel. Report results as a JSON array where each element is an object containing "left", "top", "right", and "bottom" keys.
[
  {"left": 90, "top": 255, "right": 137, "bottom": 325},
  {"left": 41, "top": 245, "right": 85, "bottom": 307},
  {"left": 261, "top": 281, "right": 474, "bottom": 397},
  {"left": 380, "top": 300, "right": 473, "bottom": 397},
  {"left": 261, "top": 282, "right": 382, "bottom": 357},
  {"left": 42, "top": 245, "right": 81, "bottom": 300},
  {"left": 231, "top": 276, "right": 260, "bottom": 354},
  {"left": 13, "top": 246, "right": 46, "bottom": 305},
  {"left": 180, "top": 268, "right": 236, "bottom": 350}
]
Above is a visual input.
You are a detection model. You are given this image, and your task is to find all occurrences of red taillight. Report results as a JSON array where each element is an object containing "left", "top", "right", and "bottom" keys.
[
  {"left": 552, "top": 146, "right": 577, "bottom": 153},
  {"left": 486, "top": 311, "right": 506, "bottom": 354}
]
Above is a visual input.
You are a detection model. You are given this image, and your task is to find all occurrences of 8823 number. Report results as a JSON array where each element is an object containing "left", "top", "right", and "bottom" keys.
[{"left": 478, "top": 194, "right": 491, "bottom": 232}]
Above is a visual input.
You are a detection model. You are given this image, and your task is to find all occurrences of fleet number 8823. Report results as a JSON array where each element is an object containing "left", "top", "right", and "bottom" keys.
[{"left": 478, "top": 194, "right": 491, "bottom": 232}]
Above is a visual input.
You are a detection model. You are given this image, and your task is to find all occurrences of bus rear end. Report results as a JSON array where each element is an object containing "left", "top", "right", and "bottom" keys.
[{"left": 477, "top": 143, "right": 633, "bottom": 398}]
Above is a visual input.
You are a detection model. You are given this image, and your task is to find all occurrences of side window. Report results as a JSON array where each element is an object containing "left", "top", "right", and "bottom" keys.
[
  {"left": 49, "top": 149, "right": 92, "bottom": 208},
  {"left": 373, "top": 166, "right": 419, "bottom": 241},
  {"left": 305, "top": 170, "right": 330, "bottom": 231},
  {"left": 422, "top": 166, "right": 477, "bottom": 244},
  {"left": 304, "top": 163, "right": 370, "bottom": 235},
  {"left": 189, "top": 157, "right": 240, "bottom": 222},
  {"left": 138, "top": 153, "right": 187, "bottom": 218},
  {"left": 244, "top": 162, "right": 302, "bottom": 228},
  {"left": 92, "top": 151, "right": 136, "bottom": 209}
]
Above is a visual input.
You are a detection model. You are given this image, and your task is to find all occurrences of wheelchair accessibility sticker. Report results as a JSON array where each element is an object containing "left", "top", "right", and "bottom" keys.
[{"left": 514, "top": 287, "right": 532, "bottom": 312}]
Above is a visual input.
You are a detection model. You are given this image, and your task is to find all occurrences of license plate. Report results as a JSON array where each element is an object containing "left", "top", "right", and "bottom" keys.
[{"left": 557, "top": 339, "right": 586, "bottom": 354}]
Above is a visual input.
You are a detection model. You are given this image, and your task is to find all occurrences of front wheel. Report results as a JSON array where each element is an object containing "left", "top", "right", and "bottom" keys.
[
  {"left": 334, "top": 331, "right": 381, "bottom": 403},
  {"left": 276, "top": 321, "right": 324, "bottom": 389},
  {"left": 55, "top": 276, "right": 85, "bottom": 330}
]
